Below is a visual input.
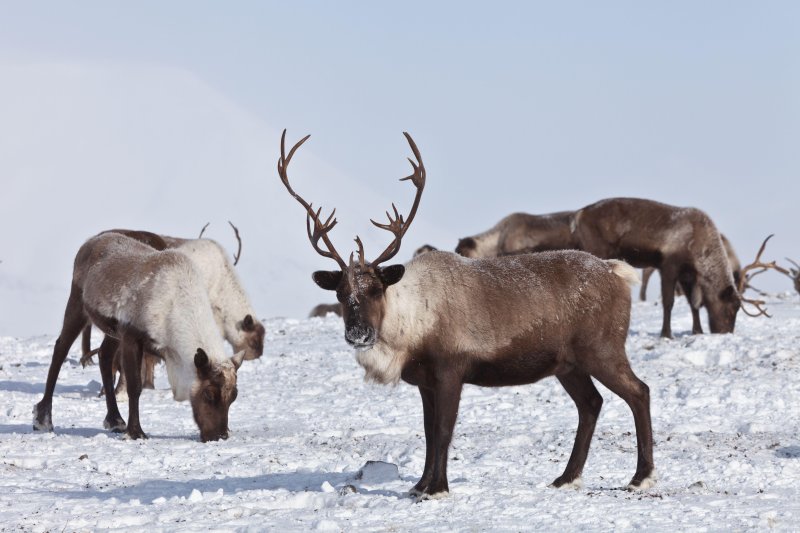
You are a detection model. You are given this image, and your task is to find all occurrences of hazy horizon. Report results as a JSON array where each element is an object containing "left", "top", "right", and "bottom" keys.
[{"left": 2, "top": 2, "right": 798, "bottom": 335}]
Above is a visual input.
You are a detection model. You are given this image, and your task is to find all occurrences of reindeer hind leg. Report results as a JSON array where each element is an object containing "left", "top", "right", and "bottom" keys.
[
  {"left": 591, "top": 355, "right": 655, "bottom": 490},
  {"left": 98, "top": 336, "right": 126, "bottom": 432},
  {"left": 34, "top": 284, "right": 88, "bottom": 431},
  {"left": 550, "top": 370, "right": 603, "bottom": 489}
]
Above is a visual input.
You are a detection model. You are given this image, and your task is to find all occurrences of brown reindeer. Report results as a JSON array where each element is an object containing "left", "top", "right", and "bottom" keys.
[
  {"left": 785, "top": 258, "right": 800, "bottom": 294},
  {"left": 640, "top": 233, "right": 742, "bottom": 301},
  {"left": 33, "top": 233, "right": 244, "bottom": 442},
  {"left": 638, "top": 233, "right": 742, "bottom": 334},
  {"left": 570, "top": 198, "right": 742, "bottom": 338},
  {"left": 455, "top": 211, "right": 578, "bottom": 258},
  {"left": 277, "top": 130, "right": 655, "bottom": 499}
]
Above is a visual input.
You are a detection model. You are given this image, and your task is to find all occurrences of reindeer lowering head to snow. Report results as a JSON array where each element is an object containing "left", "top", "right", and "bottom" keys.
[
  {"left": 277, "top": 130, "right": 655, "bottom": 499},
  {"left": 34, "top": 233, "right": 244, "bottom": 442}
]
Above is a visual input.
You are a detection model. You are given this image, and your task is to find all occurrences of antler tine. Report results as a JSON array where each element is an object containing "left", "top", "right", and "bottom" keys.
[
  {"left": 354, "top": 236, "right": 366, "bottom": 268},
  {"left": 198, "top": 222, "right": 210, "bottom": 239},
  {"left": 277, "top": 129, "right": 347, "bottom": 270},
  {"left": 370, "top": 132, "right": 426, "bottom": 267},
  {"left": 737, "top": 233, "right": 792, "bottom": 318},
  {"left": 228, "top": 221, "right": 242, "bottom": 266}
]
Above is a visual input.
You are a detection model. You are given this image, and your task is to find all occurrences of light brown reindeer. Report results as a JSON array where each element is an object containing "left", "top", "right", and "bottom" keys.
[
  {"left": 455, "top": 211, "right": 578, "bottom": 258},
  {"left": 81, "top": 227, "right": 263, "bottom": 401},
  {"left": 277, "top": 130, "right": 655, "bottom": 499},
  {"left": 33, "top": 232, "right": 245, "bottom": 442}
]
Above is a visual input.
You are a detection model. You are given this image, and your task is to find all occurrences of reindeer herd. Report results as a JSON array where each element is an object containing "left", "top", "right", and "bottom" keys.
[{"left": 33, "top": 130, "right": 798, "bottom": 501}]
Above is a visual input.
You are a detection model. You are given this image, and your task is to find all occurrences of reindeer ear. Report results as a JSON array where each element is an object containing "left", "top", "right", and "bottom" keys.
[
  {"left": 379, "top": 264, "right": 405, "bottom": 287},
  {"left": 195, "top": 348, "right": 210, "bottom": 375},
  {"left": 241, "top": 314, "right": 255, "bottom": 332},
  {"left": 230, "top": 350, "right": 245, "bottom": 370},
  {"left": 312, "top": 270, "right": 343, "bottom": 291}
]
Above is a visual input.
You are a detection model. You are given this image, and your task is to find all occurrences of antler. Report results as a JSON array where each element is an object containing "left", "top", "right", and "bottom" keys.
[
  {"left": 737, "top": 234, "right": 791, "bottom": 317},
  {"left": 198, "top": 222, "right": 210, "bottom": 239},
  {"left": 277, "top": 130, "right": 347, "bottom": 270},
  {"left": 368, "top": 132, "right": 426, "bottom": 267},
  {"left": 228, "top": 220, "right": 242, "bottom": 266}
]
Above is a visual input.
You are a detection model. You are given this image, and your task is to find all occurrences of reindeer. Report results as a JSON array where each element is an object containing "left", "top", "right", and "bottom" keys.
[
  {"left": 455, "top": 211, "right": 578, "bottom": 258},
  {"left": 33, "top": 232, "right": 245, "bottom": 442},
  {"left": 638, "top": 233, "right": 742, "bottom": 334},
  {"left": 277, "top": 130, "right": 655, "bottom": 499},
  {"left": 81, "top": 229, "right": 264, "bottom": 399},
  {"left": 569, "top": 198, "right": 750, "bottom": 338},
  {"left": 640, "top": 233, "right": 742, "bottom": 301}
]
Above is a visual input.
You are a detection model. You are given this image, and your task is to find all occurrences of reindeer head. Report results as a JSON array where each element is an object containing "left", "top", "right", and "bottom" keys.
[
  {"left": 277, "top": 130, "right": 425, "bottom": 348},
  {"left": 455, "top": 237, "right": 478, "bottom": 257},
  {"left": 190, "top": 348, "right": 244, "bottom": 442},
  {"left": 234, "top": 314, "right": 265, "bottom": 360}
]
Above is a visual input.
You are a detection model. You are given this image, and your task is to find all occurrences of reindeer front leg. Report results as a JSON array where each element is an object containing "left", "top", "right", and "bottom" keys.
[
  {"left": 120, "top": 331, "right": 147, "bottom": 440},
  {"left": 418, "top": 374, "right": 462, "bottom": 500},
  {"left": 659, "top": 266, "right": 677, "bottom": 338},
  {"left": 410, "top": 386, "right": 436, "bottom": 497}
]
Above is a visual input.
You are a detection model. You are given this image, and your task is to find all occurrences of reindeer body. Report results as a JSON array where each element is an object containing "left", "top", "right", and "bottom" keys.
[
  {"left": 34, "top": 232, "right": 243, "bottom": 442},
  {"left": 455, "top": 211, "right": 577, "bottom": 258},
  {"left": 341, "top": 250, "right": 654, "bottom": 497},
  {"left": 572, "top": 198, "right": 739, "bottom": 338}
]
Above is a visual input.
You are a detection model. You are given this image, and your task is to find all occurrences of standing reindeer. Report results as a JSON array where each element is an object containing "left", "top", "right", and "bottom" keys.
[
  {"left": 34, "top": 232, "right": 244, "bottom": 442},
  {"left": 455, "top": 211, "right": 577, "bottom": 258},
  {"left": 82, "top": 229, "right": 264, "bottom": 396},
  {"left": 277, "top": 130, "right": 655, "bottom": 499}
]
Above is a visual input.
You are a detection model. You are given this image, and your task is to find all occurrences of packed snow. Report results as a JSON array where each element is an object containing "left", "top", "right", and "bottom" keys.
[{"left": 1, "top": 294, "right": 799, "bottom": 531}]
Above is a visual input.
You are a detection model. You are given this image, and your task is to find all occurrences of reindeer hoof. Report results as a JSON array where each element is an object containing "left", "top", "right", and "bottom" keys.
[
  {"left": 103, "top": 417, "right": 127, "bottom": 432},
  {"left": 32, "top": 404, "right": 54, "bottom": 432},
  {"left": 549, "top": 476, "right": 583, "bottom": 490},
  {"left": 627, "top": 470, "right": 657, "bottom": 491},
  {"left": 124, "top": 428, "right": 148, "bottom": 440},
  {"left": 414, "top": 490, "right": 449, "bottom": 502}
]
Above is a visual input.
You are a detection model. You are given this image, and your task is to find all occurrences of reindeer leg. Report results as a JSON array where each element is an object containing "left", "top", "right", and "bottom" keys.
[
  {"left": 550, "top": 371, "right": 603, "bottom": 489},
  {"left": 419, "top": 373, "right": 462, "bottom": 500},
  {"left": 409, "top": 386, "right": 436, "bottom": 497},
  {"left": 639, "top": 268, "right": 654, "bottom": 301},
  {"left": 34, "top": 284, "right": 87, "bottom": 431},
  {"left": 98, "top": 336, "right": 126, "bottom": 432},
  {"left": 113, "top": 350, "right": 128, "bottom": 401},
  {"left": 680, "top": 280, "right": 704, "bottom": 335},
  {"left": 659, "top": 267, "right": 677, "bottom": 338},
  {"left": 592, "top": 359, "right": 655, "bottom": 490},
  {"left": 120, "top": 331, "right": 147, "bottom": 440}
]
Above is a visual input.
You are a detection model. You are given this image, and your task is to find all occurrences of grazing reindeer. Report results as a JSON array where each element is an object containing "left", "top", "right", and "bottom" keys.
[
  {"left": 571, "top": 198, "right": 742, "bottom": 338},
  {"left": 640, "top": 233, "right": 742, "bottom": 302},
  {"left": 33, "top": 232, "right": 245, "bottom": 442},
  {"left": 81, "top": 229, "right": 264, "bottom": 398},
  {"left": 277, "top": 130, "right": 655, "bottom": 499},
  {"left": 455, "top": 211, "right": 578, "bottom": 258}
]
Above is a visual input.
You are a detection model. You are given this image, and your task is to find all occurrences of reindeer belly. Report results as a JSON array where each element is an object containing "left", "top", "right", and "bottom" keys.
[{"left": 465, "top": 351, "right": 561, "bottom": 387}]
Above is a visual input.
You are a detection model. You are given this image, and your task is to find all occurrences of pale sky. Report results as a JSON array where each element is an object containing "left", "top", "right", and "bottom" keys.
[{"left": 1, "top": 2, "right": 798, "bottom": 335}]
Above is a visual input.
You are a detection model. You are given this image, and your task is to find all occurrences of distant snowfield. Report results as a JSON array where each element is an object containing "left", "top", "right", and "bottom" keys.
[{"left": 1, "top": 296, "right": 799, "bottom": 531}]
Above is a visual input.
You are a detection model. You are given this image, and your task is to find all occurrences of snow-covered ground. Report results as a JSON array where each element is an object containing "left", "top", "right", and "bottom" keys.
[{"left": 1, "top": 295, "right": 798, "bottom": 531}]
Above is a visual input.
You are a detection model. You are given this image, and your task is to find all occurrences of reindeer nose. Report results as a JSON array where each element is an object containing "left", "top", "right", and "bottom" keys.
[{"left": 345, "top": 327, "right": 375, "bottom": 347}]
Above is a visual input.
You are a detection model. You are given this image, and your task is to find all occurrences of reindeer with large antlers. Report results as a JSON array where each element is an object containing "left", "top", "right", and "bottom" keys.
[{"left": 278, "top": 130, "right": 655, "bottom": 499}]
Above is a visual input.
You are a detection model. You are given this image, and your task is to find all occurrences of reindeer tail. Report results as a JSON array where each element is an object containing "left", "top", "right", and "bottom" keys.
[{"left": 607, "top": 259, "right": 640, "bottom": 287}]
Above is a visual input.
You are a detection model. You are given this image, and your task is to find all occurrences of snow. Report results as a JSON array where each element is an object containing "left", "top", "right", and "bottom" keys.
[{"left": 1, "top": 295, "right": 799, "bottom": 531}]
